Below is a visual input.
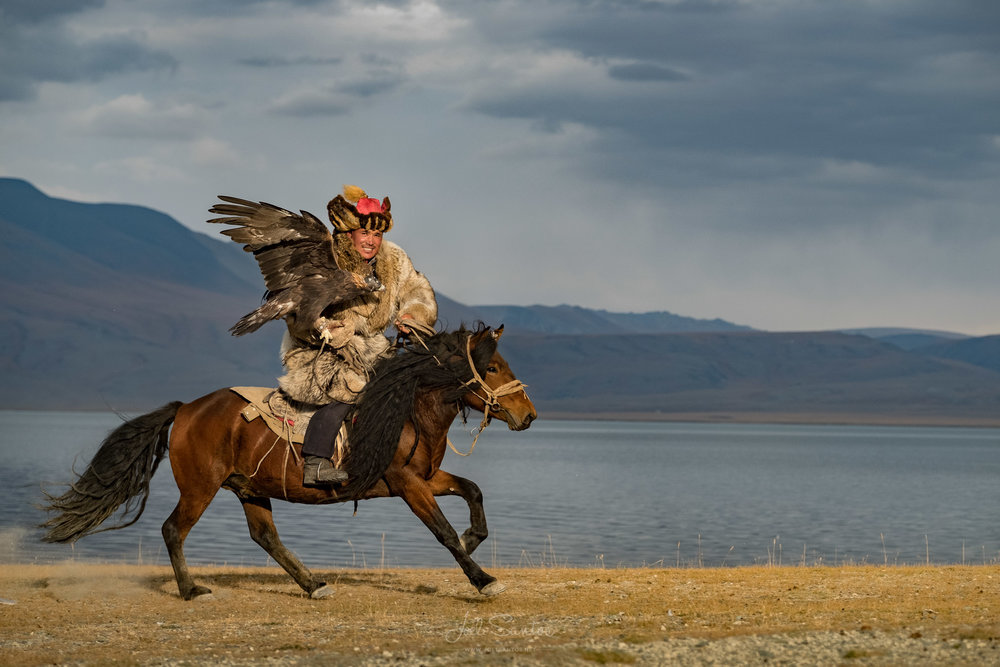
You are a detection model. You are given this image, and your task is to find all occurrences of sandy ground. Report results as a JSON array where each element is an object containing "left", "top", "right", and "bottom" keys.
[{"left": 1, "top": 563, "right": 998, "bottom": 665}]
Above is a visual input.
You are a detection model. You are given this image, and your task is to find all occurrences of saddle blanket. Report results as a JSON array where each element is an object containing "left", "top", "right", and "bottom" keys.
[{"left": 229, "top": 387, "right": 347, "bottom": 464}]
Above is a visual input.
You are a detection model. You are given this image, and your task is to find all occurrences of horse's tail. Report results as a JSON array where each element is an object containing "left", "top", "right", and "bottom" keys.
[{"left": 40, "top": 401, "right": 183, "bottom": 544}]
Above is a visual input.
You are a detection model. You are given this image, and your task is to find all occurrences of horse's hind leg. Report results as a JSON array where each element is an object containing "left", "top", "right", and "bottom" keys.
[
  {"left": 240, "top": 497, "right": 333, "bottom": 599},
  {"left": 162, "top": 491, "right": 215, "bottom": 600}
]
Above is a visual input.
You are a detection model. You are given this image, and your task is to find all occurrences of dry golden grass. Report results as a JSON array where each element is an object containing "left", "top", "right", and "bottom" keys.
[{"left": 1, "top": 563, "right": 997, "bottom": 664}]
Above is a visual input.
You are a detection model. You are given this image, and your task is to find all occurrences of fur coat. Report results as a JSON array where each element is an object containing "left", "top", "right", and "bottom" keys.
[{"left": 278, "top": 234, "right": 437, "bottom": 405}]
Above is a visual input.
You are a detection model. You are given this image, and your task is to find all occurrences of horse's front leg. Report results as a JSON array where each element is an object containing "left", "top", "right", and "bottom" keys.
[
  {"left": 425, "top": 470, "right": 488, "bottom": 556},
  {"left": 388, "top": 470, "right": 503, "bottom": 596}
]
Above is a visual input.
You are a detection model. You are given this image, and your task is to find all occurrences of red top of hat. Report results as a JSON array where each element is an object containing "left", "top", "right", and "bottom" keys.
[{"left": 356, "top": 197, "right": 384, "bottom": 215}]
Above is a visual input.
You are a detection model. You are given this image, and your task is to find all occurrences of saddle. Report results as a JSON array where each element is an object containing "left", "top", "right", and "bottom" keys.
[{"left": 229, "top": 387, "right": 348, "bottom": 466}]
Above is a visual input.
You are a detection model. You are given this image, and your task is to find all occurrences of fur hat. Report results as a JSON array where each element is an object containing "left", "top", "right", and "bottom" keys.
[{"left": 327, "top": 185, "right": 393, "bottom": 233}]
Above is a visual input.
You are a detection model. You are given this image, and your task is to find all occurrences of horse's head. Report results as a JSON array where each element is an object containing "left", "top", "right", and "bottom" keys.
[{"left": 463, "top": 325, "right": 536, "bottom": 431}]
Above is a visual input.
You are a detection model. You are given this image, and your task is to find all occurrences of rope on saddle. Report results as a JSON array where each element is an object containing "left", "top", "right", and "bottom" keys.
[{"left": 247, "top": 397, "right": 300, "bottom": 501}]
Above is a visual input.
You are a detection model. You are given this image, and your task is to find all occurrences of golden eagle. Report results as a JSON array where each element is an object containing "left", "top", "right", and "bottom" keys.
[{"left": 208, "top": 196, "right": 383, "bottom": 336}]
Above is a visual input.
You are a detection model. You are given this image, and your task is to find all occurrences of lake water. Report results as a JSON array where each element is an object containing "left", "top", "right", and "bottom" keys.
[{"left": 2, "top": 411, "right": 998, "bottom": 570}]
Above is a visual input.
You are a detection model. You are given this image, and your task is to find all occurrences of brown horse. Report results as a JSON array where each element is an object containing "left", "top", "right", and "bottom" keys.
[{"left": 42, "top": 325, "right": 536, "bottom": 599}]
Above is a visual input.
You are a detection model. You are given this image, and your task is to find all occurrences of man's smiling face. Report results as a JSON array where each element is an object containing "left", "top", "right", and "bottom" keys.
[{"left": 349, "top": 228, "right": 383, "bottom": 261}]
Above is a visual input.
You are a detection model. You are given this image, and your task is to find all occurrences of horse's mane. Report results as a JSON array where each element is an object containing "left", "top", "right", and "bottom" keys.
[{"left": 337, "top": 323, "right": 498, "bottom": 497}]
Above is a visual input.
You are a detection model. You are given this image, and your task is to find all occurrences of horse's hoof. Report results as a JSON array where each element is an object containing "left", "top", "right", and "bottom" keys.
[
  {"left": 183, "top": 585, "right": 213, "bottom": 600},
  {"left": 479, "top": 581, "right": 506, "bottom": 597},
  {"left": 309, "top": 584, "right": 335, "bottom": 599}
]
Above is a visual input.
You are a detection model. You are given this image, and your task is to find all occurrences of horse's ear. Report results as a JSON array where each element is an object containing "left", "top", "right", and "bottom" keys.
[{"left": 492, "top": 324, "right": 504, "bottom": 341}]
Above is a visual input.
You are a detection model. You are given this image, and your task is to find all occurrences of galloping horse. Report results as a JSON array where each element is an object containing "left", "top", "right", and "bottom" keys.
[{"left": 42, "top": 325, "right": 536, "bottom": 599}]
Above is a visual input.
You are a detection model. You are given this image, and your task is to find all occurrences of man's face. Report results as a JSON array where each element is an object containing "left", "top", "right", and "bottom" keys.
[{"left": 349, "top": 228, "right": 383, "bottom": 261}]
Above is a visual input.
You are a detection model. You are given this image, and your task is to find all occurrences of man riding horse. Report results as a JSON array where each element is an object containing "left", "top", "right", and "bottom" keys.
[
  {"left": 209, "top": 185, "right": 438, "bottom": 487},
  {"left": 43, "top": 188, "right": 533, "bottom": 601}
]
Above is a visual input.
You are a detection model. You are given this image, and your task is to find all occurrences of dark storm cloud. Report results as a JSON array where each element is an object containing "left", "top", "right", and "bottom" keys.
[
  {"left": 339, "top": 76, "right": 404, "bottom": 98},
  {"left": 239, "top": 55, "right": 343, "bottom": 67},
  {"left": 463, "top": 0, "right": 1000, "bottom": 175},
  {"left": 540, "top": 0, "right": 999, "bottom": 66},
  {"left": 0, "top": 1, "right": 176, "bottom": 102},
  {"left": 165, "top": 0, "right": 333, "bottom": 17},
  {"left": 0, "top": 0, "right": 104, "bottom": 23},
  {"left": 338, "top": 63, "right": 406, "bottom": 98},
  {"left": 264, "top": 52, "right": 406, "bottom": 115},
  {"left": 607, "top": 62, "right": 689, "bottom": 82},
  {"left": 268, "top": 93, "right": 350, "bottom": 117}
]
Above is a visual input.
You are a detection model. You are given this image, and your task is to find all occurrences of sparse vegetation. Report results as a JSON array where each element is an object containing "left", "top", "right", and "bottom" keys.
[{"left": 1, "top": 563, "right": 997, "bottom": 664}]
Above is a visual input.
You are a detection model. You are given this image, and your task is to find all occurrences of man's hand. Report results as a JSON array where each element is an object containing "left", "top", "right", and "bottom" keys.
[{"left": 396, "top": 313, "right": 414, "bottom": 335}]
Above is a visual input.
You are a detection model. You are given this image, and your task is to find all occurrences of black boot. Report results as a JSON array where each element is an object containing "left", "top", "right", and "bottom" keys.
[
  {"left": 301, "top": 401, "right": 352, "bottom": 487},
  {"left": 303, "top": 455, "right": 349, "bottom": 487}
]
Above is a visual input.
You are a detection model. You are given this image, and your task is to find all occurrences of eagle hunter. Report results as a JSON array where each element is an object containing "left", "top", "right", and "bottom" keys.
[{"left": 209, "top": 195, "right": 384, "bottom": 336}]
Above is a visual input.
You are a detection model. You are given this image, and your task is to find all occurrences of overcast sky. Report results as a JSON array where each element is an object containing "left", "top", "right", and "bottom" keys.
[{"left": 2, "top": 0, "right": 998, "bottom": 335}]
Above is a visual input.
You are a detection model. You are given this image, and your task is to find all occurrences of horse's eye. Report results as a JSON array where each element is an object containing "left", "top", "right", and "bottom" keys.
[{"left": 486, "top": 366, "right": 498, "bottom": 374}]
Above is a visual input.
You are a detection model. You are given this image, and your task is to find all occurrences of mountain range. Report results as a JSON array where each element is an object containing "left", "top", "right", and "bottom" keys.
[{"left": 2, "top": 177, "right": 998, "bottom": 425}]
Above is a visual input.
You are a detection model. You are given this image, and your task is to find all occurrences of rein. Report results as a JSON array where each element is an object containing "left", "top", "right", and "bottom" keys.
[{"left": 399, "top": 320, "right": 527, "bottom": 456}]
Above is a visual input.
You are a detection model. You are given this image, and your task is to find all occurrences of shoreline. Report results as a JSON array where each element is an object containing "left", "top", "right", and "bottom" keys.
[
  {"left": 3, "top": 563, "right": 998, "bottom": 665},
  {"left": 541, "top": 410, "right": 1000, "bottom": 428},
  {"left": 6, "top": 406, "right": 1000, "bottom": 429}
]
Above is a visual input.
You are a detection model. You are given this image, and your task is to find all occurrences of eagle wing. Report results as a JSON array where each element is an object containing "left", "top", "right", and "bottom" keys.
[{"left": 208, "top": 196, "right": 381, "bottom": 335}]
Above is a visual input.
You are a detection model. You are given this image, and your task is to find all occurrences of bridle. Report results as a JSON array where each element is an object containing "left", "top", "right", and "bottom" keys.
[
  {"left": 460, "top": 334, "right": 527, "bottom": 418},
  {"left": 450, "top": 335, "right": 529, "bottom": 456},
  {"left": 398, "top": 321, "right": 529, "bottom": 456}
]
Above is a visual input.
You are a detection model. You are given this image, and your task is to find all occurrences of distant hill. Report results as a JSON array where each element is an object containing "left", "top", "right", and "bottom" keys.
[
  {"left": 870, "top": 333, "right": 959, "bottom": 351},
  {"left": 840, "top": 327, "right": 969, "bottom": 340},
  {"left": 839, "top": 327, "right": 969, "bottom": 352},
  {"left": 447, "top": 303, "right": 749, "bottom": 335},
  {"left": 2, "top": 177, "right": 999, "bottom": 424},
  {"left": 916, "top": 335, "right": 1000, "bottom": 374},
  {"left": 841, "top": 328, "right": 1000, "bottom": 374},
  {"left": 0, "top": 178, "right": 282, "bottom": 410},
  {"left": 0, "top": 178, "right": 257, "bottom": 294},
  {"left": 502, "top": 331, "right": 1000, "bottom": 421}
]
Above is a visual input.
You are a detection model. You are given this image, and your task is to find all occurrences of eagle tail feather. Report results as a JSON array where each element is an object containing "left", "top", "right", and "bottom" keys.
[{"left": 229, "top": 297, "right": 293, "bottom": 336}]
